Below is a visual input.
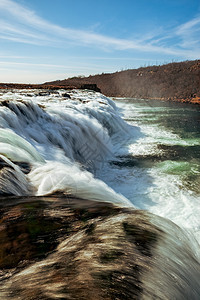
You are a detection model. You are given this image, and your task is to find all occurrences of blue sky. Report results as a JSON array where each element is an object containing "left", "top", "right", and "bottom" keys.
[{"left": 0, "top": 0, "right": 200, "bottom": 83}]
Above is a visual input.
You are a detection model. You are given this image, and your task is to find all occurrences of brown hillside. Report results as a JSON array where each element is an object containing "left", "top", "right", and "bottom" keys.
[{"left": 45, "top": 60, "right": 200, "bottom": 104}]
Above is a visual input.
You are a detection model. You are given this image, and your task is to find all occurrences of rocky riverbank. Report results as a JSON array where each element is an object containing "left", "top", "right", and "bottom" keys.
[
  {"left": 1, "top": 60, "right": 199, "bottom": 104},
  {"left": 45, "top": 59, "right": 200, "bottom": 105}
]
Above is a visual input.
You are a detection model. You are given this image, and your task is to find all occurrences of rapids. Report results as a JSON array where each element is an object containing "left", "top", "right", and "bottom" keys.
[{"left": 0, "top": 89, "right": 199, "bottom": 299}]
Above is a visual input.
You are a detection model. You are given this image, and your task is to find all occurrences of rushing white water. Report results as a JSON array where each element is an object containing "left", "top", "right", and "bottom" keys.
[
  {"left": 0, "top": 89, "right": 200, "bottom": 299},
  {"left": 0, "top": 89, "right": 134, "bottom": 207},
  {"left": 0, "top": 90, "right": 199, "bottom": 246},
  {"left": 98, "top": 98, "right": 200, "bottom": 245}
]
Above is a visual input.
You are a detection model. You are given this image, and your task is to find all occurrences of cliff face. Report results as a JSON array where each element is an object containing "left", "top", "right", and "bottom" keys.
[{"left": 45, "top": 60, "right": 200, "bottom": 104}]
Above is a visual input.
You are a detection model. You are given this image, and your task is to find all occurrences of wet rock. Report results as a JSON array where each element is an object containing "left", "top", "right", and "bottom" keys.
[
  {"left": 0, "top": 157, "right": 33, "bottom": 196},
  {"left": 37, "top": 91, "right": 50, "bottom": 96},
  {"left": 81, "top": 84, "right": 101, "bottom": 92},
  {"left": 0, "top": 196, "right": 199, "bottom": 299},
  {"left": 62, "top": 93, "right": 71, "bottom": 98}
]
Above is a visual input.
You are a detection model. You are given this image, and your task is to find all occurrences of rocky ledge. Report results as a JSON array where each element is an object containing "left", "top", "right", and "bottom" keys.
[{"left": 0, "top": 196, "right": 199, "bottom": 299}]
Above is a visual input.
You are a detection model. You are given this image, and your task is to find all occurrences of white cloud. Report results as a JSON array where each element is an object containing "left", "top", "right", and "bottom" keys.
[
  {"left": 0, "top": 61, "right": 102, "bottom": 70},
  {"left": 176, "top": 16, "right": 200, "bottom": 33},
  {"left": 0, "top": 61, "right": 117, "bottom": 83},
  {"left": 0, "top": 0, "right": 199, "bottom": 60},
  {"left": 175, "top": 15, "right": 200, "bottom": 49}
]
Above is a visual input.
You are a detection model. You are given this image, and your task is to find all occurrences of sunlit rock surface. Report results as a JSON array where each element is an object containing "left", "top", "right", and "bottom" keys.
[{"left": 0, "top": 196, "right": 199, "bottom": 299}]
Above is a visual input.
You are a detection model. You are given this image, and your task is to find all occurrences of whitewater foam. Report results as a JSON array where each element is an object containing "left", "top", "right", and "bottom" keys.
[
  {"left": 0, "top": 90, "right": 199, "bottom": 243},
  {"left": 0, "top": 90, "right": 136, "bottom": 207},
  {"left": 103, "top": 99, "right": 200, "bottom": 243}
]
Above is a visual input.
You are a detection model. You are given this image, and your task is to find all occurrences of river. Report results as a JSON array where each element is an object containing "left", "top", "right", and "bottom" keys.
[
  {"left": 0, "top": 90, "right": 199, "bottom": 299},
  {"left": 99, "top": 97, "right": 200, "bottom": 244}
]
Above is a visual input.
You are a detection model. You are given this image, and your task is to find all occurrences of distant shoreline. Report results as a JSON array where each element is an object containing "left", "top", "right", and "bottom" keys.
[
  {"left": 0, "top": 83, "right": 75, "bottom": 90},
  {"left": 1, "top": 59, "right": 200, "bottom": 105},
  {"left": 0, "top": 84, "right": 199, "bottom": 105},
  {"left": 44, "top": 59, "right": 200, "bottom": 105}
]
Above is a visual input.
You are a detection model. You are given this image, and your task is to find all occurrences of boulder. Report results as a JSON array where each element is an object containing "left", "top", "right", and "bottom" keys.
[
  {"left": 0, "top": 196, "right": 199, "bottom": 299},
  {"left": 81, "top": 84, "right": 101, "bottom": 92}
]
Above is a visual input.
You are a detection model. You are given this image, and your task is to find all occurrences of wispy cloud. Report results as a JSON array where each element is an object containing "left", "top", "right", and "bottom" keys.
[
  {"left": 175, "top": 16, "right": 200, "bottom": 49},
  {"left": 0, "top": 0, "right": 200, "bottom": 59},
  {"left": 0, "top": 55, "right": 32, "bottom": 59},
  {"left": 0, "top": 61, "right": 100, "bottom": 70},
  {"left": 176, "top": 16, "right": 200, "bottom": 33}
]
